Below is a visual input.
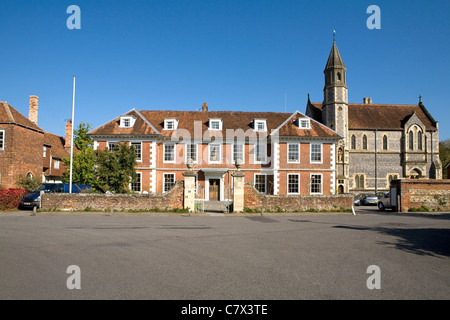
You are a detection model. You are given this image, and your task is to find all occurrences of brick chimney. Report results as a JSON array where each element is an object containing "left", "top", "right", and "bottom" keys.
[
  {"left": 29, "top": 95, "right": 39, "bottom": 125},
  {"left": 65, "top": 120, "right": 73, "bottom": 151},
  {"left": 202, "top": 102, "right": 208, "bottom": 112}
]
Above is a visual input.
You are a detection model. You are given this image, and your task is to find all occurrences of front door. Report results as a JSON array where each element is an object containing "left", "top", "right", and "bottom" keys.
[{"left": 209, "top": 179, "right": 220, "bottom": 201}]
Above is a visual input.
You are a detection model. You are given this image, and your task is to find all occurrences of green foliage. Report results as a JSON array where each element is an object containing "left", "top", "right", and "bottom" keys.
[
  {"left": 440, "top": 139, "right": 450, "bottom": 178},
  {"left": 15, "top": 174, "right": 42, "bottom": 192},
  {"left": 63, "top": 122, "right": 97, "bottom": 187},
  {"left": 95, "top": 142, "right": 137, "bottom": 193},
  {"left": 62, "top": 123, "right": 137, "bottom": 193},
  {"left": 408, "top": 205, "right": 430, "bottom": 212}
]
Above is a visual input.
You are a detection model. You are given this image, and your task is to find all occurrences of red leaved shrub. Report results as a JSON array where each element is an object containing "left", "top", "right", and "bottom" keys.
[{"left": 0, "top": 188, "right": 28, "bottom": 211}]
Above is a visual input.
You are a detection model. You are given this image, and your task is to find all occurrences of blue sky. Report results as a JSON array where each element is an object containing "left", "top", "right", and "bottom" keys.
[{"left": 1, "top": 0, "right": 449, "bottom": 140}]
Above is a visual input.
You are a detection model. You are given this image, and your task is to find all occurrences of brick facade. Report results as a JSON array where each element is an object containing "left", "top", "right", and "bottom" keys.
[
  {"left": 90, "top": 109, "right": 340, "bottom": 198},
  {"left": 0, "top": 124, "right": 44, "bottom": 187},
  {"left": 0, "top": 98, "right": 70, "bottom": 188}
]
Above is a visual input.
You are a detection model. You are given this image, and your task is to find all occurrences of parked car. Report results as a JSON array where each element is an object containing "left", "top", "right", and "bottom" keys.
[
  {"left": 378, "top": 192, "right": 394, "bottom": 211},
  {"left": 19, "top": 183, "right": 91, "bottom": 209},
  {"left": 361, "top": 194, "right": 379, "bottom": 205},
  {"left": 354, "top": 195, "right": 361, "bottom": 206},
  {"left": 377, "top": 191, "right": 388, "bottom": 199}
]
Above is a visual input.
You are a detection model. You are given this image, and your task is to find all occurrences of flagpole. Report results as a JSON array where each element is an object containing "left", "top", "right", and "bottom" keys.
[{"left": 69, "top": 76, "right": 76, "bottom": 194}]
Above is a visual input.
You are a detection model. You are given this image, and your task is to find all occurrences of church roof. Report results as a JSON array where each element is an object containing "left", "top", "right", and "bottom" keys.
[
  {"left": 325, "top": 41, "right": 346, "bottom": 70},
  {"left": 307, "top": 101, "right": 437, "bottom": 131}
]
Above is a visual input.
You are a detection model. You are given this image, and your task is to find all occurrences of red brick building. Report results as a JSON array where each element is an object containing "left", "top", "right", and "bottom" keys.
[
  {"left": 89, "top": 105, "right": 341, "bottom": 199},
  {"left": 0, "top": 96, "right": 72, "bottom": 188}
]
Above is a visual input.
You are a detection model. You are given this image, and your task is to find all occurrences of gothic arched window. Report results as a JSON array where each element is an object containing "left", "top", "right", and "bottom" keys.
[
  {"left": 362, "top": 135, "right": 368, "bottom": 150},
  {"left": 409, "top": 131, "right": 414, "bottom": 150},
  {"left": 351, "top": 135, "right": 356, "bottom": 150},
  {"left": 418, "top": 131, "right": 423, "bottom": 150}
]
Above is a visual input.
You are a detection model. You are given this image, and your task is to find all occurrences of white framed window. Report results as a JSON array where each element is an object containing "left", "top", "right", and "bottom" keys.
[
  {"left": 287, "top": 174, "right": 300, "bottom": 194},
  {"left": 254, "top": 143, "right": 267, "bottom": 163},
  {"left": 164, "top": 119, "right": 178, "bottom": 130},
  {"left": 310, "top": 174, "right": 323, "bottom": 194},
  {"left": 287, "top": 143, "right": 300, "bottom": 163},
  {"left": 130, "top": 142, "right": 142, "bottom": 161},
  {"left": 54, "top": 159, "right": 60, "bottom": 170},
  {"left": 43, "top": 146, "right": 47, "bottom": 158},
  {"left": 310, "top": 143, "right": 322, "bottom": 163},
  {"left": 0, "top": 130, "right": 4, "bottom": 150},
  {"left": 254, "top": 174, "right": 267, "bottom": 194},
  {"left": 186, "top": 143, "right": 198, "bottom": 163},
  {"left": 163, "top": 173, "right": 176, "bottom": 193},
  {"left": 164, "top": 144, "right": 176, "bottom": 163},
  {"left": 299, "top": 118, "right": 311, "bottom": 129},
  {"left": 233, "top": 143, "right": 244, "bottom": 164},
  {"left": 209, "top": 119, "right": 222, "bottom": 130},
  {"left": 131, "top": 172, "right": 142, "bottom": 192},
  {"left": 108, "top": 142, "right": 118, "bottom": 152},
  {"left": 209, "top": 143, "right": 221, "bottom": 163},
  {"left": 120, "top": 116, "right": 135, "bottom": 128},
  {"left": 254, "top": 119, "right": 267, "bottom": 132}
]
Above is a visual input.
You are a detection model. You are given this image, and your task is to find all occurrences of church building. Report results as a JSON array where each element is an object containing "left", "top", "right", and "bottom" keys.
[{"left": 306, "top": 40, "right": 442, "bottom": 194}]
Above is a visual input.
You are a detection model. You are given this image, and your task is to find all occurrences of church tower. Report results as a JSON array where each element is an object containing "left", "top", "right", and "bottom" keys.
[{"left": 322, "top": 39, "right": 349, "bottom": 193}]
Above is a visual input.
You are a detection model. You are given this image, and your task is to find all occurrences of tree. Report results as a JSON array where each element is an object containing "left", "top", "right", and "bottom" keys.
[
  {"left": 63, "top": 122, "right": 97, "bottom": 188},
  {"left": 95, "top": 142, "right": 137, "bottom": 193},
  {"left": 15, "top": 174, "right": 42, "bottom": 192},
  {"left": 440, "top": 139, "right": 450, "bottom": 178}
]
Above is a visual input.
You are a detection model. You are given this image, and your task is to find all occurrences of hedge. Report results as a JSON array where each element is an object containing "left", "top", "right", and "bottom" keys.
[{"left": 0, "top": 188, "right": 28, "bottom": 211}]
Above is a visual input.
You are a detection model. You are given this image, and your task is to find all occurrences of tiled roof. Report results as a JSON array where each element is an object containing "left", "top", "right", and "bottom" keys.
[
  {"left": 89, "top": 109, "right": 340, "bottom": 139},
  {"left": 43, "top": 132, "right": 70, "bottom": 160},
  {"left": 0, "top": 101, "right": 43, "bottom": 132},
  {"left": 307, "top": 102, "right": 437, "bottom": 131}
]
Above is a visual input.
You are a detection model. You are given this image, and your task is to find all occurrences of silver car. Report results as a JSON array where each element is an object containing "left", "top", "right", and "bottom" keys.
[
  {"left": 378, "top": 192, "right": 393, "bottom": 211},
  {"left": 361, "top": 194, "right": 379, "bottom": 205}
]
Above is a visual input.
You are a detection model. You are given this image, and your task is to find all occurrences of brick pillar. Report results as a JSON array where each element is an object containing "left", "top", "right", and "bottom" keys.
[
  {"left": 232, "top": 171, "right": 245, "bottom": 213},
  {"left": 182, "top": 170, "right": 196, "bottom": 212}
]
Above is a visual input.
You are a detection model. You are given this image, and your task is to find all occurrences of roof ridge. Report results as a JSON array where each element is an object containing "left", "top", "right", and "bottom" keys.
[{"left": 2, "top": 102, "right": 15, "bottom": 122}]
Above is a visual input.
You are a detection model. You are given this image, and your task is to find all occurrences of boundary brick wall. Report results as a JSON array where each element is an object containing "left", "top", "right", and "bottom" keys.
[
  {"left": 244, "top": 184, "right": 353, "bottom": 212},
  {"left": 41, "top": 181, "right": 184, "bottom": 211},
  {"left": 390, "top": 179, "right": 450, "bottom": 212}
]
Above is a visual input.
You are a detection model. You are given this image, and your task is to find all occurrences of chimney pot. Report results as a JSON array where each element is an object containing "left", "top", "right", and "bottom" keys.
[
  {"left": 29, "top": 95, "right": 39, "bottom": 125},
  {"left": 363, "top": 97, "right": 372, "bottom": 104},
  {"left": 202, "top": 102, "right": 208, "bottom": 112}
]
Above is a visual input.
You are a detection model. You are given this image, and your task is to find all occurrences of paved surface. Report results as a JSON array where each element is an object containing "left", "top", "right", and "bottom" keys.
[{"left": 0, "top": 208, "right": 449, "bottom": 300}]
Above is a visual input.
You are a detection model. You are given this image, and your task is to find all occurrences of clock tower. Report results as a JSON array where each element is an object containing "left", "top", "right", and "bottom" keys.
[{"left": 322, "top": 40, "right": 349, "bottom": 193}]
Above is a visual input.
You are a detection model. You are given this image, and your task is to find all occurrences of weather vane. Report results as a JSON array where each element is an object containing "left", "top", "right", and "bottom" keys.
[{"left": 333, "top": 29, "right": 336, "bottom": 42}]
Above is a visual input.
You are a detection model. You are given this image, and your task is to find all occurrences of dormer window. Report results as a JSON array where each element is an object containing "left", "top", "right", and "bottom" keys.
[
  {"left": 120, "top": 116, "right": 136, "bottom": 128},
  {"left": 164, "top": 119, "right": 178, "bottom": 130},
  {"left": 209, "top": 119, "right": 222, "bottom": 130},
  {"left": 298, "top": 118, "right": 311, "bottom": 129},
  {"left": 254, "top": 119, "right": 267, "bottom": 132}
]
